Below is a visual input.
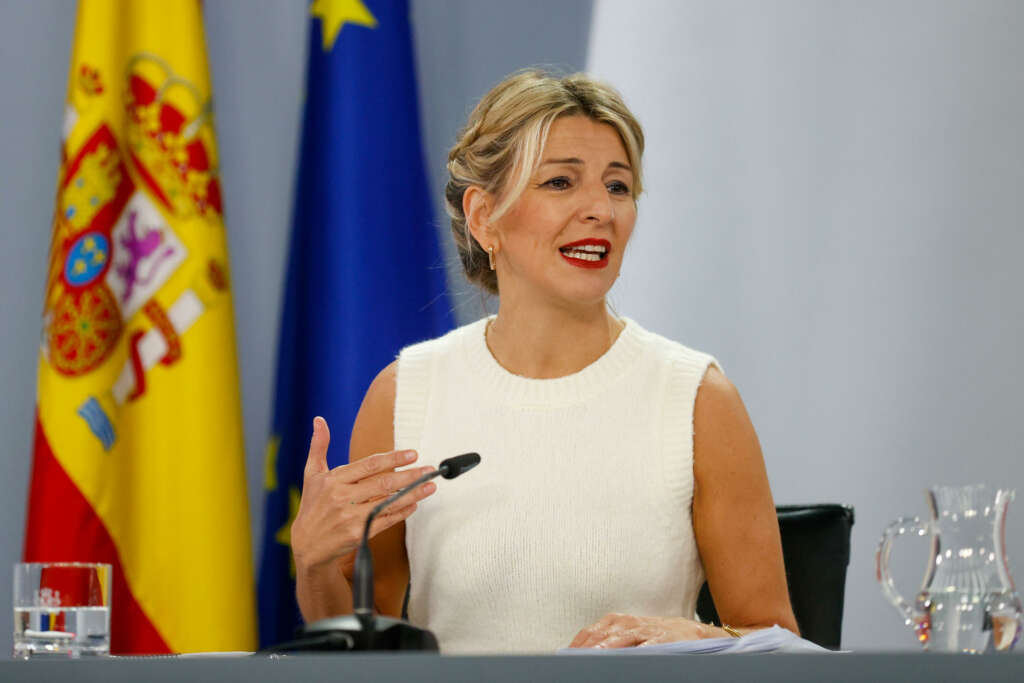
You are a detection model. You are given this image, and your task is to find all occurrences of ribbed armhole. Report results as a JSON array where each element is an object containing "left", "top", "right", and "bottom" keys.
[
  {"left": 661, "top": 348, "right": 720, "bottom": 507},
  {"left": 394, "top": 340, "right": 436, "bottom": 451}
]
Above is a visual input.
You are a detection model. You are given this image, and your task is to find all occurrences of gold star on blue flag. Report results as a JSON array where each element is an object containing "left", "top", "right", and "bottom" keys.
[{"left": 310, "top": 0, "right": 378, "bottom": 51}]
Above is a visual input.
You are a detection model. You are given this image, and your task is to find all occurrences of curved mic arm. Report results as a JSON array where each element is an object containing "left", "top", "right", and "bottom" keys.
[
  {"left": 354, "top": 468, "right": 439, "bottom": 621},
  {"left": 362, "top": 469, "right": 441, "bottom": 543},
  {"left": 353, "top": 453, "right": 481, "bottom": 619}
]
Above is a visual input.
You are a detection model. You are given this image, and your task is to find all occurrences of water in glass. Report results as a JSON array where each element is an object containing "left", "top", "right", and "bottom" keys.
[
  {"left": 13, "top": 606, "right": 110, "bottom": 658},
  {"left": 12, "top": 562, "right": 111, "bottom": 658}
]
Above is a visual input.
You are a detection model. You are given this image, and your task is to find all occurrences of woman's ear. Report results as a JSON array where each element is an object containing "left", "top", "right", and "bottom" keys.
[{"left": 463, "top": 186, "right": 497, "bottom": 252}]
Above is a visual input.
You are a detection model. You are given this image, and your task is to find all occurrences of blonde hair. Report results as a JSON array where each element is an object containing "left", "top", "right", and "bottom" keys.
[{"left": 445, "top": 69, "right": 645, "bottom": 294}]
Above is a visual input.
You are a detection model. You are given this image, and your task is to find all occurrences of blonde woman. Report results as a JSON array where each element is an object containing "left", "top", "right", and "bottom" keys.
[{"left": 290, "top": 70, "right": 798, "bottom": 653}]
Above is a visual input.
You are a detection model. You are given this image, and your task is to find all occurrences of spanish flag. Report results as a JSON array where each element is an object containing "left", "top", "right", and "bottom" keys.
[{"left": 23, "top": 1, "right": 255, "bottom": 654}]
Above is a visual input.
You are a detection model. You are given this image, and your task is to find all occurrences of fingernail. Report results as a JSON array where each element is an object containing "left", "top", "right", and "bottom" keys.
[
  {"left": 419, "top": 466, "right": 434, "bottom": 475},
  {"left": 403, "top": 451, "right": 416, "bottom": 462},
  {"left": 423, "top": 482, "right": 436, "bottom": 494}
]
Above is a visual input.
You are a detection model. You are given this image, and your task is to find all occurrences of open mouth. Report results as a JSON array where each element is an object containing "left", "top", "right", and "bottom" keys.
[{"left": 559, "top": 239, "right": 611, "bottom": 268}]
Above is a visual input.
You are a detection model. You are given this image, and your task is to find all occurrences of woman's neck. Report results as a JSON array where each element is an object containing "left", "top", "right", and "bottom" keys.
[{"left": 485, "top": 300, "right": 624, "bottom": 379}]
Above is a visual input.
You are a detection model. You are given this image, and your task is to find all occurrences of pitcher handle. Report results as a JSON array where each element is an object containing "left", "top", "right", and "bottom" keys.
[{"left": 876, "top": 516, "right": 931, "bottom": 624}]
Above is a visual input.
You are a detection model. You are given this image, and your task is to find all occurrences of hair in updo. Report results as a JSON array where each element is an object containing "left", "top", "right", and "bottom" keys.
[{"left": 445, "top": 69, "right": 645, "bottom": 295}]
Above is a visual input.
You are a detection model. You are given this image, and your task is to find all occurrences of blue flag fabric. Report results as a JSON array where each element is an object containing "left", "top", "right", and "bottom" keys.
[{"left": 257, "top": 0, "right": 454, "bottom": 647}]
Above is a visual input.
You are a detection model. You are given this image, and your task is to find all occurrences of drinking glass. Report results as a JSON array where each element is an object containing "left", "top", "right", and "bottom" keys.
[{"left": 13, "top": 562, "right": 111, "bottom": 658}]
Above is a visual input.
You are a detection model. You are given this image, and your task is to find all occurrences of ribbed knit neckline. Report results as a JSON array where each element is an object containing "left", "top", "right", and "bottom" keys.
[{"left": 461, "top": 315, "right": 646, "bottom": 407}]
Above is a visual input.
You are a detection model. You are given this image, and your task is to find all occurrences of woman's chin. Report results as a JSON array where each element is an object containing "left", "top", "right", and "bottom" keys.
[
  {"left": 552, "top": 283, "right": 616, "bottom": 309},
  {"left": 508, "top": 272, "right": 619, "bottom": 310}
]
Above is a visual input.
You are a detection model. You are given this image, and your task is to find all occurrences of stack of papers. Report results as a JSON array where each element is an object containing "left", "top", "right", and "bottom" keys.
[{"left": 558, "top": 626, "right": 833, "bottom": 655}]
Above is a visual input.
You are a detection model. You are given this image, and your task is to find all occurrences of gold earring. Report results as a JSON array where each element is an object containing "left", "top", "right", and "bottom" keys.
[{"left": 488, "top": 246, "right": 495, "bottom": 271}]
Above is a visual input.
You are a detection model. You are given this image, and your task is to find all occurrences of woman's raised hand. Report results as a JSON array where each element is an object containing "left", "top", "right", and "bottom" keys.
[{"left": 290, "top": 416, "right": 437, "bottom": 573}]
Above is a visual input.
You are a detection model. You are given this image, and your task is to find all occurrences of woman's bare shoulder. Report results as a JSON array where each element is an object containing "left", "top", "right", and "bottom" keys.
[
  {"left": 692, "top": 363, "right": 765, "bottom": 485},
  {"left": 349, "top": 361, "right": 398, "bottom": 462},
  {"left": 694, "top": 365, "right": 744, "bottom": 428}
]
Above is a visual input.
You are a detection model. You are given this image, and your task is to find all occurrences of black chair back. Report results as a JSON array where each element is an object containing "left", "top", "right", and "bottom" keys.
[{"left": 696, "top": 504, "right": 854, "bottom": 649}]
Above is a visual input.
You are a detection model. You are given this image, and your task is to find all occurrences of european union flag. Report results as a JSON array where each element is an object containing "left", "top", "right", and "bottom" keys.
[{"left": 257, "top": 0, "right": 453, "bottom": 647}]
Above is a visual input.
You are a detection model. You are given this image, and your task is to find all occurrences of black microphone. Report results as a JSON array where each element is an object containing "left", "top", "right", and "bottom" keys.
[
  {"left": 353, "top": 453, "right": 481, "bottom": 626},
  {"left": 438, "top": 452, "right": 482, "bottom": 479}
]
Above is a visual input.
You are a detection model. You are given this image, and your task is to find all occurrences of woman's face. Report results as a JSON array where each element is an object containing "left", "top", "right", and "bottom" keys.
[{"left": 491, "top": 115, "right": 637, "bottom": 308}]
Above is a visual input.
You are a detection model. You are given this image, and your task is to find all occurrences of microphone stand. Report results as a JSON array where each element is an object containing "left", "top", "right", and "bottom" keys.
[
  {"left": 265, "top": 453, "right": 480, "bottom": 653},
  {"left": 351, "top": 467, "right": 437, "bottom": 649}
]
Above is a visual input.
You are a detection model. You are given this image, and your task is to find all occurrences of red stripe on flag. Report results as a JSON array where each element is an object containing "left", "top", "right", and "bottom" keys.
[{"left": 23, "top": 415, "right": 172, "bottom": 655}]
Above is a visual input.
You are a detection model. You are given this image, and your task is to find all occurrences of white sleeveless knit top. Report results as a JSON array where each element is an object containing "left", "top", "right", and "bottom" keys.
[{"left": 395, "top": 317, "right": 717, "bottom": 654}]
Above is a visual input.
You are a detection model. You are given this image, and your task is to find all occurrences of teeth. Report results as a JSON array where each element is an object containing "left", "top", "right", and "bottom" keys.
[
  {"left": 560, "top": 244, "right": 607, "bottom": 256},
  {"left": 563, "top": 250, "right": 601, "bottom": 261}
]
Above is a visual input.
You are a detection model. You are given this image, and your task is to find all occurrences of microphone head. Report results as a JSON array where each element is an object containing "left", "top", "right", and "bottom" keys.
[{"left": 438, "top": 452, "right": 481, "bottom": 480}]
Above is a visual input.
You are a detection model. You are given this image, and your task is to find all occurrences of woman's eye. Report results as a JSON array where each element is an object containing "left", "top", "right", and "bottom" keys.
[
  {"left": 607, "top": 181, "right": 630, "bottom": 195},
  {"left": 542, "top": 177, "right": 571, "bottom": 190}
]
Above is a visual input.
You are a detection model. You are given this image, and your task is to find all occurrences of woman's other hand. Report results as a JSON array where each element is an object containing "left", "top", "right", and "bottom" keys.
[
  {"left": 569, "top": 613, "right": 733, "bottom": 648},
  {"left": 289, "top": 416, "right": 437, "bottom": 574}
]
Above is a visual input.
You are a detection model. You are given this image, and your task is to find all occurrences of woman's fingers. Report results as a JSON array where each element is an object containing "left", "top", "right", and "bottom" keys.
[
  {"left": 294, "top": 488, "right": 419, "bottom": 568},
  {"left": 372, "top": 481, "right": 437, "bottom": 513},
  {"left": 570, "top": 614, "right": 618, "bottom": 648},
  {"left": 302, "top": 417, "right": 331, "bottom": 482},
  {"left": 592, "top": 630, "right": 646, "bottom": 649},
  {"left": 342, "top": 481, "right": 437, "bottom": 542},
  {"left": 361, "top": 483, "right": 437, "bottom": 538},
  {"left": 329, "top": 449, "right": 418, "bottom": 484},
  {"left": 570, "top": 614, "right": 641, "bottom": 648},
  {"left": 568, "top": 628, "right": 594, "bottom": 649},
  {"left": 366, "top": 500, "right": 419, "bottom": 537},
  {"left": 572, "top": 628, "right": 608, "bottom": 649},
  {"left": 345, "top": 466, "right": 435, "bottom": 504}
]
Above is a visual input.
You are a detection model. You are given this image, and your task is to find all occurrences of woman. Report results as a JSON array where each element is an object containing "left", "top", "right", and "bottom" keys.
[{"left": 290, "top": 70, "right": 798, "bottom": 653}]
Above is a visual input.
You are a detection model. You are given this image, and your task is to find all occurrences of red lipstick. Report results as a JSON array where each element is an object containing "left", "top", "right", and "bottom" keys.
[{"left": 558, "top": 238, "right": 611, "bottom": 270}]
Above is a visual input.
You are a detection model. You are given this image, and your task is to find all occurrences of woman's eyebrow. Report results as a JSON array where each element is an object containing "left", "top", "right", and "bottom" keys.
[{"left": 541, "top": 157, "right": 632, "bottom": 171}]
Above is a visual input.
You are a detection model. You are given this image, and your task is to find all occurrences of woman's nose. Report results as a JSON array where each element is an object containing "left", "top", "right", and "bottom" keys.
[{"left": 579, "top": 183, "right": 614, "bottom": 224}]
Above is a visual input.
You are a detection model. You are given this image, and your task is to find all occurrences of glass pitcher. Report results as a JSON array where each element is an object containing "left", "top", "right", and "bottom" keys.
[{"left": 876, "top": 484, "right": 1021, "bottom": 652}]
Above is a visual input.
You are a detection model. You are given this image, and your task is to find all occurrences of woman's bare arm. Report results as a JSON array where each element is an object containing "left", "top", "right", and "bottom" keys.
[
  {"left": 345, "top": 361, "right": 418, "bottom": 617},
  {"left": 692, "top": 365, "right": 798, "bottom": 634}
]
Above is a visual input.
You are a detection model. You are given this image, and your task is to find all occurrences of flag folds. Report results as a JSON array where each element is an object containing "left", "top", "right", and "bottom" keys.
[
  {"left": 24, "top": 0, "right": 255, "bottom": 654},
  {"left": 258, "top": 0, "right": 453, "bottom": 647}
]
